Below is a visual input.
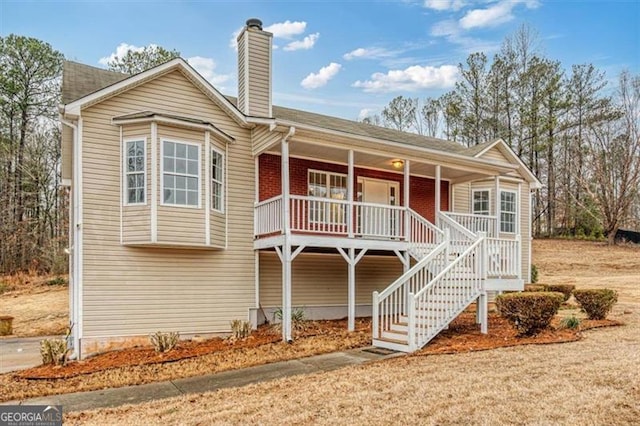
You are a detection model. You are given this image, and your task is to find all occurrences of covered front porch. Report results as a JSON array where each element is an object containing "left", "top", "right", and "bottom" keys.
[{"left": 252, "top": 127, "right": 521, "bottom": 342}]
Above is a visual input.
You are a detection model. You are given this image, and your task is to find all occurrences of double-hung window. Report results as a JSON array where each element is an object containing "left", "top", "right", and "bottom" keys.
[
  {"left": 307, "top": 170, "right": 347, "bottom": 224},
  {"left": 162, "top": 140, "right": 199, "bottom": 207},
  {"left": 211, "top": 148, "right": 224, "bottom": 212},
  {"left": 472, "top": 190, "right": 490, "bottom": 216},
  {"left": 500, "top": 190, "right": 517, "bottom": 233},
  {"left": 125, "top": 140, "right": 145, "bottom": 204}
]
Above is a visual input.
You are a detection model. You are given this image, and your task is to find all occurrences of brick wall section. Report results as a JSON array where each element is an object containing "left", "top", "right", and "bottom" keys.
[{"left": 258, "top": 154, "right": 449, "bottom": 222}]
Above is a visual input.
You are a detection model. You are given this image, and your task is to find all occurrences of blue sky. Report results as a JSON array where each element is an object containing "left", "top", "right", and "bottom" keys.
[{"left": 1, "top": 0, "right": 638, "bottom": 120}]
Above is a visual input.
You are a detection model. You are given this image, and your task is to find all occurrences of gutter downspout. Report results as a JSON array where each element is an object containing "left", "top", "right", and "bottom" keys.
[{"left": 60, "top": 117, "right": 80, "bottom": 359}]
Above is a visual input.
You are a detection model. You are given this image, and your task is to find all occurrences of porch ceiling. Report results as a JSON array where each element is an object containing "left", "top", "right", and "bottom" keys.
[{"left": 266, "top": 140, "right": 499, "bottom": 182}]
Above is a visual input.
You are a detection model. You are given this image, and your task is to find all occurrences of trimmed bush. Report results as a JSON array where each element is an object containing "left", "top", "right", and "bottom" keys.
[
  {"left": 496, "top": 292, "right": 564, "bottom": 336},
  {"left": 573, "top": 289, "right": 618, "bottom": 319},
  {"left": 544, "top": 284, "right": 576, "bottom": 302},
  {"left": 524, "top": 284, "right": 546, "bottom": 292},
  {"left": 531, "top": 264, "right": 539, "bottom": 283}
]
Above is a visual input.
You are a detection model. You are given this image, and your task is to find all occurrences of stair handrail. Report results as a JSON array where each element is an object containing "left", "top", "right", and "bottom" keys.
[
  {"left": 407, "top": 208, "right": 444, "bottom": 242},
  {"left": 409, "top": 234, "right": 485, "bottom": 350},
  {"left": 376, "top": 240, "right": 448, "bottom": 301},
  {"left": 436, "top": 211, "right": 476, "bottom": 241}
]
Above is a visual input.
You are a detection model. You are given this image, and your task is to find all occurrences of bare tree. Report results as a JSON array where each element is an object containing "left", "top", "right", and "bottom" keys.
[
  {"left": 382, "top": 96, "right": 416, "bottom": 132},
  {"left": 582, "top": 71, "right": 640, "bottom": 244}
]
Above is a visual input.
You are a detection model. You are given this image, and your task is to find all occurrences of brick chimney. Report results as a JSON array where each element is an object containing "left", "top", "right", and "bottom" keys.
[{"left": 237, "top": 18, "right": 273, "bottom": 118}]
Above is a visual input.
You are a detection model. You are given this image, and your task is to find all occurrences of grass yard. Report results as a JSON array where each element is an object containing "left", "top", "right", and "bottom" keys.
[{"left": 65, "top": 239, "right": 640, "bottom": 425}]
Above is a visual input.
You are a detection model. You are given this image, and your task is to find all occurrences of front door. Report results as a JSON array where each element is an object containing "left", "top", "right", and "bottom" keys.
[{"left": 358, "top": 178, "right": 400, "bottom": 238}]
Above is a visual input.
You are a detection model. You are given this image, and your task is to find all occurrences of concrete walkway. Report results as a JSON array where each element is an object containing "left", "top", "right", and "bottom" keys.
[
  {"left": 0, "top": 336, "right": 60, "bottom": 374},
  {"left": 1, "top": 347, "right": 402, "bottom": 412}
]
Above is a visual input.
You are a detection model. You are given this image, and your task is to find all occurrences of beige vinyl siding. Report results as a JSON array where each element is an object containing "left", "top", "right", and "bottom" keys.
[
  {"left": 237, "top": 29, "right": 272, "bottom": 118},
  {"left": 453, "top": 182, "right": 471, "bottom": 213},
  {"left": 210, "top": 211, "right": 225, "bottom": 247},
  {"left": 479, "top": 146, "right": 509, "bottom": 163},
  {"left": 61, "top": 125, "right": 73, "bottom": 181},
  {"left": 259, "top": 253, "right": 403, "bottom": 307},
  {"left": 251, "top": 125, "right": 280, "bottom": 155},
  {"left": 80, "top": 69, "right": 255, "bottom": 339}
]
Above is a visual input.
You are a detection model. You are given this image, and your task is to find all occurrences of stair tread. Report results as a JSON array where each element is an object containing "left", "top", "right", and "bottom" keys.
[{"left": 376, "top": 336, "right": 409, "bottom": 345}]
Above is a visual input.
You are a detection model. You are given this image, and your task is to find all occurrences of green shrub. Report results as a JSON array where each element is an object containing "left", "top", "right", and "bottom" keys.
[
  {"left": 47, "top": 276, "right": 67, "bottom": 286},
  {"left": 230, "top": 319, "right": 251, "bottom": 340},
  {"left": 524, "top": 284, "right": 546, "bottom": 292},
  {"left": 544, "top": 284, "right": 576, "bottom": 302},
  {"left": 573, "top": 289, "right": 618, "bottom": 320},
  {"left": 559, "top": 315, "right": 581, "bottom": 330},
  {"left": 149, "top": 331, "right": 179, "bottom": 353},
  {"left": 530, "top": 264, "right": 539, "bottom": 283},
  {"left": 273, "top": 307, "right": 307, "bottom": 332},
  {"left": 496, "top": 292, "right": 564, "bottom": 336}
]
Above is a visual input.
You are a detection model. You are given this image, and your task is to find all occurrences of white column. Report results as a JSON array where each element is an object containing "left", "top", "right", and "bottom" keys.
[
  {"left": 282, "top": 240, "right": 292, "bottom": 342},
  {"left": 404, "top": 160, "right": 410, "bottom": 241},
  {"left": 347, "top": 150, "right": 354, "bottom": 238},
  {"left": 347, "top": 247, "right": 355, "bottom": 331},
  {"left": 435, "top": 165, "right": 441, "bottom": 215},
  {"left": 494, "top": 176, "right": 500, "bottom": 236},
  {"left": 281, "top": 139, "right": 291, "bottom": 234}
]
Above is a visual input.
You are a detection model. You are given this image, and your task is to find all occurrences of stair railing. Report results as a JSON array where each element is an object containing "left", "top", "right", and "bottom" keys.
[{"left": 408, "top": 234, "right": 485, "bottom": 351}]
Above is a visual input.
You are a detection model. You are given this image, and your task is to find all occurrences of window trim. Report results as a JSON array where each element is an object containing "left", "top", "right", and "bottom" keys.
[
  {"left": 500, "top": 189, "right": 517, "bottom": 234},
  {"left": 211, "top": 146, "right": 224, "bottom": 213},
  {"left": 160, "top": 138, "right": 201, "bottom": 209},
  {"left": 307, "top": 169, "right": 348, "bottom": 224},
  {"left": 472, "top": 189, "right": 490, "bottom": 216},
  {"left": 123, "top": 137, "right": 147, "bottom": 206}
]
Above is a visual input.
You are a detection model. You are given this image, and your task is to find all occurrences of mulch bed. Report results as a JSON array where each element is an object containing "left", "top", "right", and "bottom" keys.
[
  {"left": 15, "top": 314, "right": 621, "bottom": 380},
  {"left": 415, "top": 312, "right": 622, "bottom": 356},
  {"left": 16, "top": 319, "right": 370, "bottom": 380}
]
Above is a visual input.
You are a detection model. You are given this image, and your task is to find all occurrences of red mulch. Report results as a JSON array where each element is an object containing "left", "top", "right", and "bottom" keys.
[
  {"left": 16, "top": 315, "right": 621, "bottom": 380},
  {"left": 415, "top": 312, "right": 622, "bottom": 356},
  {"left": 16, "top": 319, "right": 369, "bottom": 380}
]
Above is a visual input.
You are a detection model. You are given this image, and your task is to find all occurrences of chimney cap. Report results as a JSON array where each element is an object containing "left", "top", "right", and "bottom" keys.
[{"left": 246, "top": 18, "right": 263, "bottom": 30}]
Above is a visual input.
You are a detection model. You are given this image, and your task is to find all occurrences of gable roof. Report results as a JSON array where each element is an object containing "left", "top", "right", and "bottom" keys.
[
  {"left": 61, "top": 59, "right": 539, "bottom": 184},
  {"left": 472, "top": 139, "right": 541, "bottom": 188}
]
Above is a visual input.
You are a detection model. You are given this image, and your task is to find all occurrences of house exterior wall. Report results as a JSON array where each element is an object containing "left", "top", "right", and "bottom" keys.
[
  {"left": 78, "top": 70, "right": 255, "bottom": 356},
  {"left": 452, "top": 178, "right": 532, "bottom": 282},
  {"left": 259, "top": 252, "right": 403, "bottom": 313},
  {"left": 257, "top": 154, "right": 449, "bottom": 223}
]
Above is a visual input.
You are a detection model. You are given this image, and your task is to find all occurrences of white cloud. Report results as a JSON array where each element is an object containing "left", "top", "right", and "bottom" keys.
[
  {"left": 186, "top": 56, "right": 231, "bottom": 85},
  {"left": 301, "top": 62, "right": 342, "bottom": 89},
  {"left": 352, "top": 64, "right": 458, "bottom": 93},
  {"left": 229, "top": 27, "right": 243, "bottom": 50},
  {"left": 430, "top": 19, "right": 461, "bottom": 37},
  {"left": 264, "top": 20, "right": 307, "bottom": 39},
  {"left": 343, "top": 47, "right": 398, "bottom": 61},
  {"left": 459, "top": 0, "right": 540, "bottom": 30},
  {"left": 284, "top": 33, "right": 320, "bottom": 51},
  {"left": 358, "top": 108, "right": 375, "bottom": 121},
  {"left": 98, "top": 43, "right": 147, "bottom": 66},
  {"left": 423, "top": 0, "right": 466, "bottom": 11}
]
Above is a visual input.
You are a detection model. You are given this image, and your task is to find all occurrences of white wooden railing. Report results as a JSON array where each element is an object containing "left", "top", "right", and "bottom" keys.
[
  {"left": 254, "top": 195, "right": 283, "bottom": 236},
  {"left": 407, "top": 208, "right": 444, "bottom": 260},
  {"left": 409, "top": 236, "right": 484, "bottom": 351},
  {"left": 436, "top": 211, "right": 476, "bottom": 244},
  {"left": 290, "top": 195, "right": 349, "bottom": 234},
  {"left": 372, "top": 241, "right": 449, "bottom": 342},
  {"left": 355, "top": 202, "right": 405, "bottom": 239},
  {"left": 443, "top": 212, "right": 498, "bottom": 238},
  {"left": 485, "top": 236, "right": 521, "bottom": 278}
]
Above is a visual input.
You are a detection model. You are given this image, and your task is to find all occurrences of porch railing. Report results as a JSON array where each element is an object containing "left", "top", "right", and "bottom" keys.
[
  {"left": 442, "top": 212, "right": 498, "bottom": 238},
  {"left": 485, "top": 236, "right": 521, "bottom": 278},
  {"left": 254, "top": 195, "right": 283, "bottom": 236}
]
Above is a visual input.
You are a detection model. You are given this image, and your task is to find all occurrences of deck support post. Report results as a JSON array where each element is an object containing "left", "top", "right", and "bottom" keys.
[
  {"left": 479, "top": 291, "right": 488, "bottom": 334},
  {"left": 494, "top": 176, "right": 500, "bottom": 236},
  {"left": 435, "top": 165, "right": 441, "bottom": 215},
  {"left": 337, "top": 247, "right": 368, "bottom": 332},
  {"left": 280, "top": 128, "right": 295, "bottom": 343}
]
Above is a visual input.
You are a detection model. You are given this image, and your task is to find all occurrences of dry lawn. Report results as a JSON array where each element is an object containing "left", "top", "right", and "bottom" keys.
[
  {"left": 66, "top": 239, "right": 640, "bottom": 425},
  {"left": 0, "top": 274, "right": 68, "bottom": 337}
]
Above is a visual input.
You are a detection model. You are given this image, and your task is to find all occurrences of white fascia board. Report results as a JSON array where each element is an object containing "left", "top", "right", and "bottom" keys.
[{"left": 112, "top": 115, "right": 235, "bottom": 145}]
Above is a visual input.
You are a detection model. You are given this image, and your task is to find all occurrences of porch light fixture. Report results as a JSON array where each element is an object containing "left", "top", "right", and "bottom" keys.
[{"left": 391, "top": 159, "right": 404, "bottom": 169}]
